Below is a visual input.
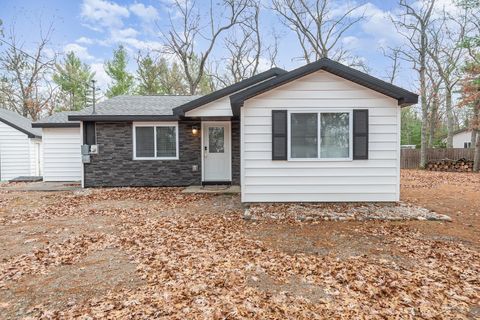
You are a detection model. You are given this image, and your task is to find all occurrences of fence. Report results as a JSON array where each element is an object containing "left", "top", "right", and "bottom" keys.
[{"left": 401, "top": 148, "right": 475, "bottom": 169}]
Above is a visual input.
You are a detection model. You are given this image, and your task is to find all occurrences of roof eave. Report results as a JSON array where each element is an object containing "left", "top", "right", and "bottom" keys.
[
  {"left": 32, "top": 122, "right": 81, "bottom": 128},
  {"left": 0, "top": 117, "right": 41, "bottom": 139},
  {"left": 68, "top": 115, "right": 180, "bottom": 121}
]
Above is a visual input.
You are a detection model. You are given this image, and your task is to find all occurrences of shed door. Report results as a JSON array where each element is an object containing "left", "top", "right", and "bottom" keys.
[{"left": 203, "top": 122, "right": 231, "bottom": 182}]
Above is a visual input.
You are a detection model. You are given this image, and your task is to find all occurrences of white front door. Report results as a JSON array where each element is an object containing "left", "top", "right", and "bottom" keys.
[{"left": 203, "top": 122, "right": 231, "bottom": 182}]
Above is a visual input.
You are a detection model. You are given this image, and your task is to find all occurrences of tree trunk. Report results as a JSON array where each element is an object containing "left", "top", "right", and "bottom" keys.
[
  {"left": 428, "top": 92, "right": 438, "bottom": 147},
  {"left": 419, "top": 58, "right": 428, "bottom": 168},
  {"left": 474, "top": 131, "right": 480, "bottom": 172},
  {"left": 471, "top": 104, "right": 479, "bottom": 149},
  {"left": 445, "top": 89, "right": 454, "bottom": 148}
]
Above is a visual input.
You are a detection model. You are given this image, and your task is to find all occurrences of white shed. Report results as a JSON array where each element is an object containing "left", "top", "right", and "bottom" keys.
[
  {"left": 33, "top": 112, "right": 82, "bottom": 182},
  {"left": 0, "top": 109, "right": 42, "bottom": 181},
  {"left": 452, "top": 129, "right": 473, "bottom": 148}
]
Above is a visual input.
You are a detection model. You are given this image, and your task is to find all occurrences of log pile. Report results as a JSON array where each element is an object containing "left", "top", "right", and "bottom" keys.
[{"left": 426, "top": 158, "right": 474, "bottom": 172}]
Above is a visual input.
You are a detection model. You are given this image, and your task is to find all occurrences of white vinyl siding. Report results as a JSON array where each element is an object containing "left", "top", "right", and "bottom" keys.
[
  {"left": 0, "top": 121, "right": 35, "bottom": 181},
  {"left": 185, "top": 97, "right": 233, "bottom": 117},
  {"left": 241, "top": 70, "right": 400, "bottom": 202},
  {"left": 42, "top": 127, "right": 81, "bottom": 181},
  {"left": 452, "top": 131, "right": 472, "bottom": 148}
]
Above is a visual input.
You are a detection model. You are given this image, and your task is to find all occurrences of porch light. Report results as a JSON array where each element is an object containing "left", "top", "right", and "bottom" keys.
[{"left": 192, "top": 126, "right": 199, "bottom": 136}]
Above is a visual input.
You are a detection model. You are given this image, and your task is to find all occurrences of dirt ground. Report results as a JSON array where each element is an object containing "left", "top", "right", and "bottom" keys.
[{"left": 0, "top": 170, "right": 478, "bottom": 319}]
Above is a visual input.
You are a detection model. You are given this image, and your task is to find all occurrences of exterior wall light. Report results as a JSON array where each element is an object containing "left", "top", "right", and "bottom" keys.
[{"left": 192, "top": 126, "right": 199, "bottom": 136}]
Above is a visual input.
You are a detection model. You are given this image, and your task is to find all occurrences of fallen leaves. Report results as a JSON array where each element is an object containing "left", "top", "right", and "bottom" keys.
[{"left": 0, "top": 180, "right": 479, "bottom": 319}]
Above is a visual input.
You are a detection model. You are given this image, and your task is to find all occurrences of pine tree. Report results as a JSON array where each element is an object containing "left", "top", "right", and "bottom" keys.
[
  {"left": 53, "top": 52, "right": 95, "bottom": 111},
  {"left": 135, "top": 54, "right": 166, "bottom": 95},
  {"left": 105, "top": 45, "right": 134, "bottom": 98}
]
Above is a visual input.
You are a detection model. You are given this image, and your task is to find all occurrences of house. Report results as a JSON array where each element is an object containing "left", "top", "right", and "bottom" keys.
[
  {"left": 37, "top": 58, "right": 418, "bottom": 202},
  {"left": 32, "top": 112, "right": 82, "bottom": 182},
  {"left": 0, "top": 109, "right": 42, "bottom": 181},
  {"left": 452, "top": 128, "right": 474, "bottom": 148}
]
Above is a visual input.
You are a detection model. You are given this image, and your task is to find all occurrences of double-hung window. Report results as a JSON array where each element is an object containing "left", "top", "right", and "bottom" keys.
[
  {"left": 289, "top": 111, "right": 352, "bottom": 160},
  {"left": 133, "top": 122, "right": 179, "bottom": 160}
]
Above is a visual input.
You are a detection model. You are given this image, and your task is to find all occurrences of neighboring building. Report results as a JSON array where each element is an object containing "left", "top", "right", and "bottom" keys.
[
  {"left": 32, "top": 112, "right": 82, "bottom": 182},
  {"left": 452, "top": 128, "right": 474, "bottom": 148},
  {"left": 36, "top": 58, "right": 418, "bottom": 202},
  {"left": 0, "top": 109, "right": 42, "bottom": 181}
]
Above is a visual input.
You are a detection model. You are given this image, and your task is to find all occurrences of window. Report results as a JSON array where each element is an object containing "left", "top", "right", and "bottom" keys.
[
  {"left": 464, "top": 142, "right": 472, "bottom": 149},
  {"left": 133, "top": 122, "right": 179, "bottom": 160},
  {"left": 289, "top": 111, "right": 352, "bottom": 160}
]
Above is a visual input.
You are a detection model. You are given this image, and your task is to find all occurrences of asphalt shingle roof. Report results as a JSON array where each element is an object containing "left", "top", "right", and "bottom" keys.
[
  {"left": 33, "top": 111, "right": 82, "bottom": 126},
  {"left": 34, "top": 95, "right": 202, "bottom": 126},
  {"left": 0, "top": 108, "right": 42, "bottom": 138},
  {"left": 76, "top": 95, "right": 202, "bottom": 116}
]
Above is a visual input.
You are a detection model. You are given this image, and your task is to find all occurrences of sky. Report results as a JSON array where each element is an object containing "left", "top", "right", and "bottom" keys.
[{"left": 0, "top": 0, "right": 449, "bottom": 93}]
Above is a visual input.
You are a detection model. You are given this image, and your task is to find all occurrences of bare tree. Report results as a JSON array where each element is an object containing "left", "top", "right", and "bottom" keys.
[
  {"left": 425, "top": 61, "right": 443, "bottom": 147},
  {"left": 0, "top": 23, "right": 58, "bottom": 120},
  {"left": 271, "top": 0, "right": 366, "bottom": 65},
  {"left": 427, "top": 8, "right": 469, "bottom": 147},
  {"left": 214, "top": 3, "right": 279, "bottom": 86},
  {"left": 392, "top": 0, "right": 436, "bottom": 168},
  {"left": 161, "top": 0, "right": 249, "bottom": 94},
  {"left": 381, "top": 47, "right": 401, "bottom": 84}
]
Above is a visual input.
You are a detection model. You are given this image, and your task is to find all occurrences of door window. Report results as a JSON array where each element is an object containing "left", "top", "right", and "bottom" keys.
[{"left": 208, "top": 127, "right": 225, "bottom": 153}]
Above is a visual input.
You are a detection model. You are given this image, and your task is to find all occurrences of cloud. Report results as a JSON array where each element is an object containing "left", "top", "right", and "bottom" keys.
[
  {"left": 130, "top": 3, "right": 159, "bottom": 23},
  {"left": 76, "top": 37, "right": 94, "bottom": 45},
  {"left": 81, "top": 0, "right": 130, "bottom": 29},
  {"left": 111, "top": 27, "right": 140, "bottom": 39},
  {"left": 63, "top": 43, "right": 94, "bottom": 61},
  {"left": 342, "top": 36, "right": 360, "bottom": 50},
  {"left": 91, "top": 63, "right": 111, "bottom": 91}
]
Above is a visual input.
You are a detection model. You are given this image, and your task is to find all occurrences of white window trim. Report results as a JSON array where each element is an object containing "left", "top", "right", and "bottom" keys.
[
  {"left": 132, "top": 121, "right": 179, "bottom": 160},
  {"left": 287, "top": 110, "right": 353, "bottom": 162}
]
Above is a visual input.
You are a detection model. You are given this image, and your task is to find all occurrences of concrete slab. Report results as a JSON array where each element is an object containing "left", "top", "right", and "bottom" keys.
[
  {"left": 0, "top": 181, "right": 81, "bottom": 192},
  {"left": 182, "top": 185, "right": 241, "bottom": 194},
  {"left": 9, "top": 176, "right": 43, "bottom": 182}
]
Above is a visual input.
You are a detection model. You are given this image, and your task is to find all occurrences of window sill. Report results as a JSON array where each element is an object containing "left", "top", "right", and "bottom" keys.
[{"left": 287, "top": 158, "right": 353, "bottom": 162}]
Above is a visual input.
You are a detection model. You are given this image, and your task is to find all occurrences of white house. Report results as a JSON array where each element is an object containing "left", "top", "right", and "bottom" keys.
[
  {"left": 36, "top": 59, "right": 418, "bottom": 202},
  {"left": 0, "top": 109, "right": 42, "bottom": 181},
  {"left": 32, "top": 112, "right": 82, "bottom": 182},
  {"left": 452, "top": 129, "right": 474, "bottom": 148}
]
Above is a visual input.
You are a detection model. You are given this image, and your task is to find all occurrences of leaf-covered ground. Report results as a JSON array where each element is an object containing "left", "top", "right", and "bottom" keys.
[{"left": 0, "top": 170, "right": 479, "bottom": 319}]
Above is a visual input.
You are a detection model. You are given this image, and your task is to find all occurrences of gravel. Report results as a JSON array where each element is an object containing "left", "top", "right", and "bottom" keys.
[{"left": 245, "top": 202, "right": 452, "bottom": 222}]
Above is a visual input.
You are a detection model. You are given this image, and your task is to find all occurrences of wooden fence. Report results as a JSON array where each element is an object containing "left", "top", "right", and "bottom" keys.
[{"left": 401, "top": 148, "right": 475, "bottom": 169}]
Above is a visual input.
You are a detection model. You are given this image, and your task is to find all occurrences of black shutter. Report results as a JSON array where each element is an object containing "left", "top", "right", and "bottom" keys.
[
  {"left": 83, "top": 122, "right": 96, "bottom": 145},
  {"left": 272, "top": 110, "right": 287, "bottom": 160},
  {"left": 353, "top": 110, "right": 368, "bottom": 160}
]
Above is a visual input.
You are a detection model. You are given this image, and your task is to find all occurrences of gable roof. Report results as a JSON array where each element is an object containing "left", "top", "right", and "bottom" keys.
[
  {"left": 230, "top": 58, "right": 419, "bottom": 116},
  {"left": 68, "top": 95, "right": 202, "bottom": 121},
  {"left": 0, "top": 108, "right": 42, "bottom": 138},
  {"left": 172, "top": 67, "right": 287, "bottom": 116}
]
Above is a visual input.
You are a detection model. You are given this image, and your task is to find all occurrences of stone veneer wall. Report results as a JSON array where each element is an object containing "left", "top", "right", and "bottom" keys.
[{"left": 84, "top": 120, "right": 241, "bottom": 187}]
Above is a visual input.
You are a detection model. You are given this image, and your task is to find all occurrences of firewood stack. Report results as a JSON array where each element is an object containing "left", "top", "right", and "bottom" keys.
[{"left": 426, "top": 158, "right": 474, "bottom": 172}]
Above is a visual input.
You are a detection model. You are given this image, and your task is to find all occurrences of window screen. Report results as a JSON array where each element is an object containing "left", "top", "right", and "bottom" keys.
[
  {"left": 291, "top": 113, "right": 318, "bottom": 158},
  {"left": 136, "top": 127, "right": 155, "bottom": 157},
  {"left": 157, "top": 126, "right": 177, "bottom": 157},
  {"left": 320, "top": 113, "right": 349, "bottom": 158}
]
